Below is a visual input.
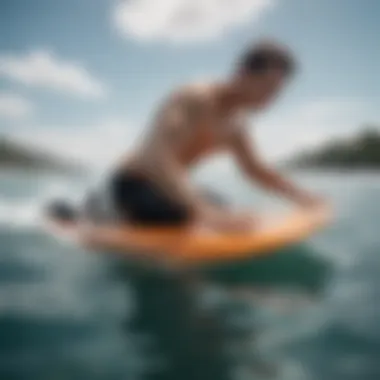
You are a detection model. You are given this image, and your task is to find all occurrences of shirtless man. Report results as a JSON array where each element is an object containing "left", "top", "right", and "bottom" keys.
[{"left": 107, "top": 41, "right": 324, "bottom": 231}]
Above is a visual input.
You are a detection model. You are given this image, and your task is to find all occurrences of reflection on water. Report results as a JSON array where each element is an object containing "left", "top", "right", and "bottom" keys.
[{"left": 1, "top": 171, "right": 380, "bottom": 379}]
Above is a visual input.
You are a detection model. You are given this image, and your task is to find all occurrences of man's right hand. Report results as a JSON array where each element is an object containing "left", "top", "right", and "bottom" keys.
[
  {"left": 198, "top": 204, "right": 257, "bottom": 232},
  {"left": 297, "top": 193, "right": 328, "bottom": 210}
]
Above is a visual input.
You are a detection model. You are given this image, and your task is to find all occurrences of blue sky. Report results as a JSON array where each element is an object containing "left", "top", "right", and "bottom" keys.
[{"left": 0, "top": 0, "right": 379, "bottom": 168}]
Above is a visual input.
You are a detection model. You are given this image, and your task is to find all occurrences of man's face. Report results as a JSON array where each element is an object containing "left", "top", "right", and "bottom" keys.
[{"left": 240, "top": 68, "right": 289, "bottom": 109}]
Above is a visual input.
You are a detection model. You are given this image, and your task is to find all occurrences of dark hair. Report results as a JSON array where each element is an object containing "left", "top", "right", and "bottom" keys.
[{"left": 238, "top": 41, "right": 296, "bottom": 77}]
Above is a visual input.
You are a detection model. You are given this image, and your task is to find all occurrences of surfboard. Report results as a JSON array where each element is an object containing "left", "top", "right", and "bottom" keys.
[{"left": 46, "top": 205, "right": 332, "bottom": 266}]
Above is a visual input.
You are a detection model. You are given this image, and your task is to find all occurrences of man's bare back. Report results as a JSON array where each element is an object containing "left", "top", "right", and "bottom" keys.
[
  {"left": 119, "top": 84, "right": 245, "bottom": 198},
  {"left": 140, "top": 84, "right": 240, "bottom": 164}
]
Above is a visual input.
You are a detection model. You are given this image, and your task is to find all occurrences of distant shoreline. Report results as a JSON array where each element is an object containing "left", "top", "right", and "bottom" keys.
[
  {"left": 0, "top": 136, "right": 85, "bottom": 174},
  {"left": 287, "top": 127, "right": 380, "bottom": 170}
]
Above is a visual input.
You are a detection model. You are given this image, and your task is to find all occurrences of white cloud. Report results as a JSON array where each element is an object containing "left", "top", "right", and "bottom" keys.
[
  {"left": 113, "top": 0, "right": 274, "bottom": 43},
  {"left": 0, "top": 50, "right": 107, "bottom": 99},
  {"left": 0, "top": 92, "right": 34, "bottom": 120}
]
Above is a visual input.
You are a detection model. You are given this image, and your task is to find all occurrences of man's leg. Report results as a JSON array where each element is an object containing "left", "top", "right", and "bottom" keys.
[{"left": 109, "top": 171, "right": 190, "bottom": 226}]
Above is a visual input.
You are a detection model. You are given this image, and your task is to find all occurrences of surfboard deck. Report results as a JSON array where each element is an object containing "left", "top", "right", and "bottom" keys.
[{"left": 46, "top": 205, "right": 332, "bottom": 266}]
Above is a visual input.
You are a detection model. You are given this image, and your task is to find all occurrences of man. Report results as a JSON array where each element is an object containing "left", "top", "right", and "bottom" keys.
[
  {"left": 48, "top": 40, "right": 321, "bottom": 231},
  {"left": 106, "top": 40, "right": 324, "bottom": 232}
]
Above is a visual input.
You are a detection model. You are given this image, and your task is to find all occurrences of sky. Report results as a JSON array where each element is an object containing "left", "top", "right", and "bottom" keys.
[{"left": 0, "top": 0, "right": 379, "bottom": 171}]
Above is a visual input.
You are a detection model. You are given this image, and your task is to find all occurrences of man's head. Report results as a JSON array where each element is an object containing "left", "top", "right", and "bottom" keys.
[{"left": 233, "top": 40, "right": 296, "bottom": 109}]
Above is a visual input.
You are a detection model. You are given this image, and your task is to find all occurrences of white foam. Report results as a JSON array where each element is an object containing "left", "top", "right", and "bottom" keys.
[
  {"left": 0, "top": 198, "right": 42, "bottom": 229},
  {"left": 0, "top": 173, "right": 89, "bottom": 230}
]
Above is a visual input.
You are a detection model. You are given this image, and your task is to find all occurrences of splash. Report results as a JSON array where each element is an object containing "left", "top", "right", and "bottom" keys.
[
  {"left": 0, "top": 174, "right": 87, "bottom": 230},
  {"left": 0, "top": 198, "right": 42, "bottom": 229}
]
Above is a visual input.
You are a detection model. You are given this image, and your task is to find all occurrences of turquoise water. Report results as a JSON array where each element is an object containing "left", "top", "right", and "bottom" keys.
[{"left": 0, "top": 170, "right": 379, "bottom": 380}]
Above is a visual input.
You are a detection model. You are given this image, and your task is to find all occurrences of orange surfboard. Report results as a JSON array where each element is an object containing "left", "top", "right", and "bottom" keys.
[{"left": 47, "top": 205, "right": 332, "bottom": 266}]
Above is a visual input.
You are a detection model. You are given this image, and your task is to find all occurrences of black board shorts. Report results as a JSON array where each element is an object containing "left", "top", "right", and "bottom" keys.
[{"left": 109, "top": 170, "right": 227, "bottom": 226}]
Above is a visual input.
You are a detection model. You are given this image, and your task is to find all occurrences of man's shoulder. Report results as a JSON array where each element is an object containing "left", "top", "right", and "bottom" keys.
[{"left": 170, "top": 82, "right": 216, "bottom": 106}]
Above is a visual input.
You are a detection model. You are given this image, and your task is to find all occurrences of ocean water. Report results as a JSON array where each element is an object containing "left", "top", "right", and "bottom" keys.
[{"left": 0, "top": 169, "right": 379, "bottom": 380}]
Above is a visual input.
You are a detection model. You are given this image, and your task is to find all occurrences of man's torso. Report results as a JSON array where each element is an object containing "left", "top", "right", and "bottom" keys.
[{"left": 117, "top": 83, "right": 247, "bottom": 179}]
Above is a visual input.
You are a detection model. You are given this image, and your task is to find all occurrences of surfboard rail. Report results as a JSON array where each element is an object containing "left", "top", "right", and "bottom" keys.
[{"left": 47, "top": 204, "right": 333, "bottom": 265}]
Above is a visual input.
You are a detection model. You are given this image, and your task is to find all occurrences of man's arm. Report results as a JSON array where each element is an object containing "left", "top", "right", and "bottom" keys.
[{"left": 230, "top": 128, "right": 321, "bottom": 207}]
